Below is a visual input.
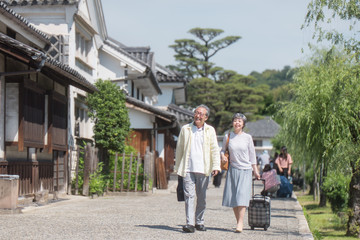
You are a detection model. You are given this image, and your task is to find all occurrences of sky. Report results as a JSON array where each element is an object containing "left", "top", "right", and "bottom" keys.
[{"left": 102, "top": 0, "right": 318, "bottom": 75}]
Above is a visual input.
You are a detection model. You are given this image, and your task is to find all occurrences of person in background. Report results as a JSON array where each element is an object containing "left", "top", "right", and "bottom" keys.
[
  {"left": 275, "top": 146, "right": 293, "bottom": 178},
  {"left": 258, "top": 150, "right": 270, "bottom": 175},
  {"left": 174, "top": 104, "right": 220, "bottom": 233},
  {"left": 270, "top": 152, "right": 279, "bottom": 169},
  {"left": 220, "top": 113, "right": 260, "bottom": 233}
]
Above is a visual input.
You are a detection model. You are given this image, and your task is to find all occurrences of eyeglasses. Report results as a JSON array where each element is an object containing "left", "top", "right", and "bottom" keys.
[{"left": 194, "top": 111, "right": 206, "bottom": 117}]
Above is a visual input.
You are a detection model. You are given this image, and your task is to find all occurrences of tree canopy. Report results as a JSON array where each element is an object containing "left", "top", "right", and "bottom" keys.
[
  {"left": 186, "top": 72, "right": 267, "bottom": 133},
  {"left": 304, "top": 0, "right": 360, "bottom": 60},
  {"left": 168, "top": 27, "right": 241, "bottom": 80},
  {"left": 276, "top": 48, "right": 360, "bottom": 236},
  {"left": 87, "top": 79, "right": 130, "bottom": 153}
]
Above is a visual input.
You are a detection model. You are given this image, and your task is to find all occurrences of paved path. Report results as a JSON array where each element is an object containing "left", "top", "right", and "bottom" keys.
[{"left": 0, "top": 180, "right": 313, "bottom": 240}]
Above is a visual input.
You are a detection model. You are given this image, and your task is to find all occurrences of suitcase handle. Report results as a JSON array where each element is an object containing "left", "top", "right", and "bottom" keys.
[{"left": 252, "top": 178, "right": 266, "bottom": 199}]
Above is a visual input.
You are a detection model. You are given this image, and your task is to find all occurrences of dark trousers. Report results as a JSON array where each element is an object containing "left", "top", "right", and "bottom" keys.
[{"left": 278, "top": 168, "right": 289, "bottom": 178}]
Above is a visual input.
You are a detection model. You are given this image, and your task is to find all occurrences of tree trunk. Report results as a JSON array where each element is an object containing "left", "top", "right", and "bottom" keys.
[
  {"left": 347, "top": 163, "right": 360, "bottom": 237},
  {"left": 99, "top": 147, "right": 109, "bottom": 174},
  {"left": 319, "top": 162, "right": 327, "bottom": 207},
  {"left": 313, "top": 160, "right": 317, "bottom": 200}
]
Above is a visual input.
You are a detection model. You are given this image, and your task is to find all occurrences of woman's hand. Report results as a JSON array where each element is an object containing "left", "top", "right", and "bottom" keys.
[
  {"left": 252, "top": 164, "right": 260, "bottom": 180},
  {"left": 221, "top": 154, "right": 228, "bottom": 163}
]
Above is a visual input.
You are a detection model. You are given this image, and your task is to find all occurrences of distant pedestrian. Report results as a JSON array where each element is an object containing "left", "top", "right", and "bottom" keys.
[
  {"left": 259, "top": 150, "right": 270, "bottom": 175},
  {"left": 221, "top": 113, "right": 260, "bottom": 233},
  {"left": 275, "top": 146, "right": 293, "bottom": 178},
  {"left": 174, "top": 104, "right": 221, "bottom": 233}
]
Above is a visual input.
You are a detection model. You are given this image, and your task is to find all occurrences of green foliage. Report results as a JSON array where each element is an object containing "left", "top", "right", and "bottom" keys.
[
  {"left": 250, "top": 66, "right": 295, "bottom": 89},
  {"left": 108, "top": 145, "right": 144, "bottom": 191},
  {"left": 303, "top": 0, "right": 360, "bottom": 60},
  {"left": 297, "top": 192, "right": 355, "bottom": 239},
  {"left": 186, "top": 75, "right": 267, "bottom": 133},
  {"left": 168, "top": 27, "right": 241, "bottom": 80},
  {"left": 89, "top": 162, "right": 108, "bottom": 196},
  {"left": 71, "top": 144, "right": 85, "bottom": 193},
  {"left": 276, "top": 48, "right": 360, "bottom": 168},
  {"left": 322, "top": 172, "right": 350, "bottom": 214},
  {"left": 87, "top": 79, "right": 130, "bottom": 153},
  {"left": 250, "top": 66, "right": 296, "bottom": 116}
]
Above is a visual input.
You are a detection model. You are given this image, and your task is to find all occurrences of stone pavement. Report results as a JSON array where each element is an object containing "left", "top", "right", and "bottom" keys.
[{"left": 0, "top": 179, "right": 313, "bottom": 240}]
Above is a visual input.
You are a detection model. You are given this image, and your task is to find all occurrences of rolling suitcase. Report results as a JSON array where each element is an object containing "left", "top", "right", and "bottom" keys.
[{"left": 248, "top": 179, "right": 271, "bottom": 231}]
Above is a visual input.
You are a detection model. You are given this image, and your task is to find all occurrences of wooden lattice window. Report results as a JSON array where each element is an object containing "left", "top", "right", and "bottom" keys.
[
  {"left": 48, "top": 92, "right": 67, "bottom": 151},
  {"left": 20, "top": 80, "right": 45, "bottom": 150}
]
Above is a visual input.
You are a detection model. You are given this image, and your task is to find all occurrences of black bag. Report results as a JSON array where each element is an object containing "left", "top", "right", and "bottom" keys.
[
  {"left": 176, "top": 175, "right": 185, "bottom": 201},
  {"left": 248, "top": 179, "right": 271, "bottom": 231}
]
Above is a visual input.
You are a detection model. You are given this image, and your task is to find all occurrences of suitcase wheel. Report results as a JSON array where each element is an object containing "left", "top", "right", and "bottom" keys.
[
  {"left": 251, "top": 227, "right": 254, "bottom": 230},
  {"left": 264, "top": 227, "right": 267, "bottom": 231}
]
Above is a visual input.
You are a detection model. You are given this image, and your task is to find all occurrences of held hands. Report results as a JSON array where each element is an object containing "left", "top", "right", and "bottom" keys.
[{"left": 254, "top": 171, "right": 260, "bottom": 180}]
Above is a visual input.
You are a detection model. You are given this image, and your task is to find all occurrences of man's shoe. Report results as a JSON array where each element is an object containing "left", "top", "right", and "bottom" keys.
[
  {"left": 195, "top": 224, "right": 206, "bottom": 231},
  {"left": 182, "top": 225, "right": 195, "bottom": 233}
]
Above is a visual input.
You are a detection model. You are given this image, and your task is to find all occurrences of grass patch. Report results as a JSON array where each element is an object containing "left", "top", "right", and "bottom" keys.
[{"left": 296, "top": 191, "right": 357, "bottom": 240}]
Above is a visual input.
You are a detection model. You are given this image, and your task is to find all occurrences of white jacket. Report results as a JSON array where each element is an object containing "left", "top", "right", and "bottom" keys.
[{"left": 175, "top": 122, "right": 220, "bottom": 177}]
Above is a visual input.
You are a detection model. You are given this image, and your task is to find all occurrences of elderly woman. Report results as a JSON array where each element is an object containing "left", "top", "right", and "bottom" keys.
[{"left": 221, "top": 113, "right": 260, "bottom": 233}]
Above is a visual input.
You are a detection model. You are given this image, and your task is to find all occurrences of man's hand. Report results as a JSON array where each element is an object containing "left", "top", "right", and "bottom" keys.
[{"left": 212, "top": 170, "right": 219, "bottom": 176}]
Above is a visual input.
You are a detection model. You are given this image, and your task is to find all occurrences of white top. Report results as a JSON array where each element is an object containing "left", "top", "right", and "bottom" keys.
[
  {"left": 187, "top": 124, "right": 205, "bottom": 174},
  {"left": 259, "top": 152, "right": 270, "bottom": 166},
  {"left": 221, "top": 131, "right": 256, "bottom": 170}
]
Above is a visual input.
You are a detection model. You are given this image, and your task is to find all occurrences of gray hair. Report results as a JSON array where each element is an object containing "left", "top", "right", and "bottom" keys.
[
  {"left": 195, "top": 104, "right": 210, "bottom": 117},
  {"left": 232, "top": 113, "right": 247, "bottom": 127}
]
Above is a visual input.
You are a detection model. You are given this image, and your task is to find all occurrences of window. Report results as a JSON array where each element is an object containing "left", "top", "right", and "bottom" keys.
[
  {"left": 253, "top": 140, "right": 263, "bottom": 147},
  {"left": 75, "top": 98, "right": 90, "bottom": 139},
  {"left": 75, "top": 30, "right": 93, "bottom": 75},
  {"left": 76, "top": 32, "right": 91, "bottom": 61}
]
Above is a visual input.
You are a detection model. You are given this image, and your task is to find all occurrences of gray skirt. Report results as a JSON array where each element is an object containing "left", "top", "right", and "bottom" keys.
[{"left": 222, "top": 166, "right": 252, "bottom": 207}]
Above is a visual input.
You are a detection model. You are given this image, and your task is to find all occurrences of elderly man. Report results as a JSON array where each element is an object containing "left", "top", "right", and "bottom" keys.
[{"left": 175, "top": 104, "right": 220, "bottom": 233}]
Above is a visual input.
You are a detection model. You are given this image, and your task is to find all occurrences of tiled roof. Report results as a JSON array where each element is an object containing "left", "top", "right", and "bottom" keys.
[
  {"left": 244, "top": 117, "right": 280, "bottom": 138},
  {"left": 0, "top": 32, "right": 46, "bottom": 66},
  {"left": 0, "top": 1, "right": 51, "bottom": 44},
  {"left": 126, "top": 96, "right": 177, "bottom": 122},
  {"left": 156, "top": 63, "right": 186, "bottom": 83},
  {"left": 104, "top": 38, "right": 148, "bottom": 69},
  {"left": 44, "top": 57, "right": 97, "bottom": 93},
  {"left": 123, "top": 46, "right": 154, "bottom": 67},
  {"left": 104, "top": 37, "right": 161, "bottom": 94},
  {"left": 167, "top": 104, "right": 193, "bottom": 123},
  {"left": 0, "top": 32, "right": 97, "bottom": 93},
  {"left": 2, "top": 0, "right": 78, "bottom": 6}
]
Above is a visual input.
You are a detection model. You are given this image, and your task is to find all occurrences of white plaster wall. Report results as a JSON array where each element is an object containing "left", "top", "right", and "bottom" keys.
[
  {"left": 128, "top": 109, "right": 154, "bottom": 129},
  {"left": 68, "top": 87, "right": 75, "bottom": 148},
  {"left": 5, "top": 83, "right": 19, "bottom": 142},
  {"left": 262, "top": 139, "right": 273, "bottom": 148},
  {"left": 155, "top": 82, "right": 183, "bottom": 106},
  {"left": 0, "top": 54, "right": 4, "bottom": 159},
  {"left": 10, "top": 6, "right": 74, "bottom": 35},
  {"left": 156, "top": 133, "right": 165, "bottom": 159},
  {"left": 78, "top": 0, "right": 90, "bottom": 20},
  {"left": 98, "top": 50, "right": 125, "bottom": 80},
  {"left": 156, "top": 86, "right": 173, "bottom": 106}
]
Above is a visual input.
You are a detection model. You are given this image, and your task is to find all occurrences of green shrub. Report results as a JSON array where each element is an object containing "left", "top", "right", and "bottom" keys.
[
  {"left": 108, "top": 145, "right": 144, "bottom": 191},
  {"left": 71, "top": 145, "right": 85, "bottom": 194},
  {"left": 322, "top": 172, "right": 350, "bottom": 214},
  {"left": 89, "top": 162, "right": 108, "bottom": 196}
]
